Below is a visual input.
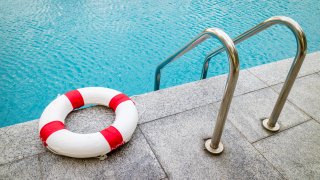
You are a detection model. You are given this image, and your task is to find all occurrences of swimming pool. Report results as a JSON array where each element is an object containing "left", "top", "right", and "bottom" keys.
[{"left": 1, "top": 0, "right": 320, "bottom": 127}]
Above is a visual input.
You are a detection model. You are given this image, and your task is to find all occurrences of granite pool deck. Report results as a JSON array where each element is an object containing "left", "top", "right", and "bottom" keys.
[{"left": 1, "top": 51, "right": 320, "bottom": 179}]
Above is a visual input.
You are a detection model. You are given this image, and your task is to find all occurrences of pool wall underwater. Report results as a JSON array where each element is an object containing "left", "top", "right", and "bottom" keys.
[{"left": 1, "top": 0, "right": 320, "bottom": 127}]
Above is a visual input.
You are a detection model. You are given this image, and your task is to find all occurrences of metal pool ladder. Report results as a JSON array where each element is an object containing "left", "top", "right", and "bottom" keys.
[{"left": 154, "top": 16, "right": 307, "bottom": 155}]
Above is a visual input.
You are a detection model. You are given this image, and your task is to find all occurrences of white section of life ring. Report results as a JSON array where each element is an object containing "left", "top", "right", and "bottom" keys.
[{"left": 38, "top": 87, "right": 138, "bottom": 158}]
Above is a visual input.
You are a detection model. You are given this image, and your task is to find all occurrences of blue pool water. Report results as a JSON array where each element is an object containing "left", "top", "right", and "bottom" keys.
[{"left": 1, "top": 0, "right": 320, "bottom": 127}]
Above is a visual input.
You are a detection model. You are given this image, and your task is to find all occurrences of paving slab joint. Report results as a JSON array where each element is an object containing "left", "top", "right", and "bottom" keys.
[{"left": 137, "top": 126, "right": 169, "bottom": 178}]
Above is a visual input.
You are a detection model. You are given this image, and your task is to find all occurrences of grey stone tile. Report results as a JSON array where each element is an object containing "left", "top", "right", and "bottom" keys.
[
  {"left": 272, "top": 74, "right": 320, "bottom": 122},
  {"left": 0, "top": 155, "right": 41, "bottom": 179},
  {"left": 203, "top": 70, "right": 267, "bottom": 99},
  {"left": 253, "top": 120, "right": 320, "bottom": 180},
  {"left": 65, "top": 105, "right": 115, "bottom": 133},
  {"left": 248, "top": 51, "right": 320, "bottom": 86},
  {"left": 296, "top": 51, "right": 320, "bottom": 76},
  {"left": 140, "top": 104, "right": 283, "bottom": 179},
  {"left": 133, "top": 70, "right": 267, "bottom": 124},
  {"left": 225, "top": 87, "right": 310, "bottom": 143},
  {"left": 0, "top": 120, "right": 45, "bottom": 165},
  {"left": 39, "top": 129, "right": 166, "bottom": 180},
  {"left": 234, "top": 70, "right": 268, "bottom": 95},
  {"left": 131, "top": 76, "right": 222, "bottom": 124}
]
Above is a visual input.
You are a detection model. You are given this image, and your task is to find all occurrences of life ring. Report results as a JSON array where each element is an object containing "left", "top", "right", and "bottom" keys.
[{"left": 38, "top": 87, "right": 138, "bottom": 158}]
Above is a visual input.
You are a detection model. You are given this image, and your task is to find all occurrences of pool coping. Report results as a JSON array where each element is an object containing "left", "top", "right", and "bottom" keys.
[{"left": 0, "top": 51, "right": 319, "bottom": 179}]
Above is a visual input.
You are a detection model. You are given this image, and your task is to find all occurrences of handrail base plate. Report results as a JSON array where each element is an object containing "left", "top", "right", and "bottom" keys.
[
  {"left": 205, "top": 139, "right": 224, "bottom": 155},
  {"left": 262, "top": 119, "right": 280, "bottom": 132}
]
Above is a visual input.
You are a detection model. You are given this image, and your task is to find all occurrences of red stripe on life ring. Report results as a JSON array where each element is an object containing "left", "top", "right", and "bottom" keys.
[
  {"left": 65, "top": 90, "right": 84, "bottom": 109},
  {"left": 100, "top": 126, "right": 124, "bottom": 150},
  {"left": 109, "top": 93, "right": 131, "bottom": 111},
  {"left": 40, "top": 121, "right": 65, "bottom": 146}
]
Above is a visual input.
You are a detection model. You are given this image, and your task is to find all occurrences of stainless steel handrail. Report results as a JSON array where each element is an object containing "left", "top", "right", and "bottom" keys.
[
  {"left": 201, "top": 16, "right": 307, "bottom": 132},
  {"left": 154, "top": 28, "right": 240, "bottom": 154}
]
